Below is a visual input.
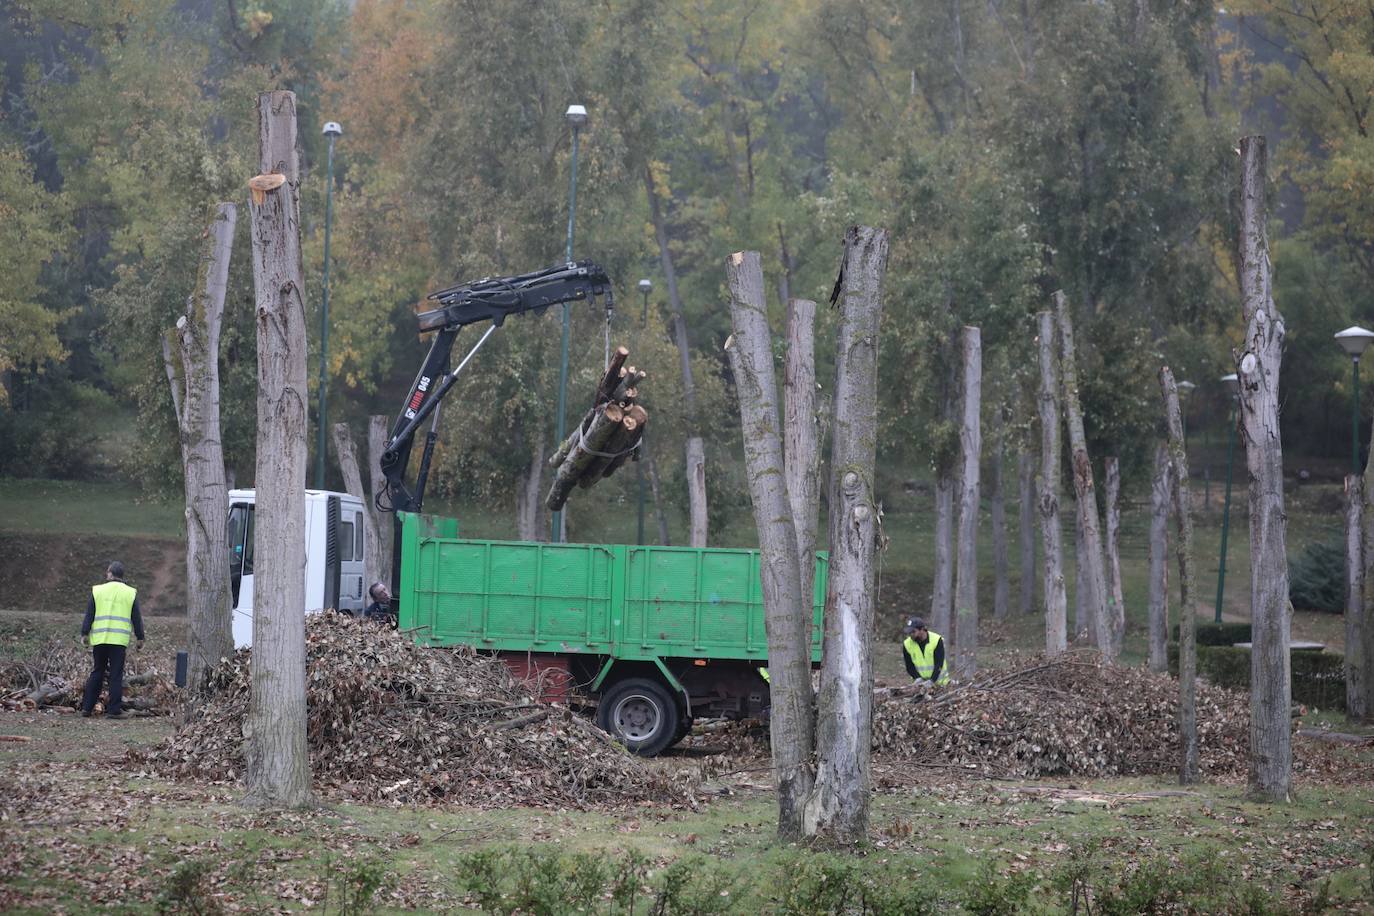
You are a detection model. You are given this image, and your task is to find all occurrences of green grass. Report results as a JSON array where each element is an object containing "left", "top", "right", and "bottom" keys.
[{"left": 0, "top": 478, "right": 186, "bottom": 539}]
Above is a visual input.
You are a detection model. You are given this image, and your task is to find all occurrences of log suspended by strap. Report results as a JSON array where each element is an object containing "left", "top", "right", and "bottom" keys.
[{"left": 545, "top": 344, "right": 651, "bottom": 511}]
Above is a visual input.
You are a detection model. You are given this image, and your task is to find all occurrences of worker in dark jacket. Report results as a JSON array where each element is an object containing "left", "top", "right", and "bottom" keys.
[
  {"left": 364, "top": 582, "right": 396, "bottom": 627},
  {"left": 80, "top": 561, "right": 145, "bottom": 718},
  {"left": 901, "top": 616, "right": 949, "bottom": 686}
]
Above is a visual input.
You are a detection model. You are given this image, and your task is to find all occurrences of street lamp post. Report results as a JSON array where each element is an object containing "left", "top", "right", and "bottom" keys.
[
  {"left": 636, "top": 279, "right": 652, "bottom": 545},
  {"left": 551, "top": 104, "right": 587, "bottom": 544},
  {"left": 1335, "top": 326, "right": 1374, "bottom": 475},
  {"left": 315, "top": 120, "right": 342, "bottom": 489},
  {"left": 1214, "top": 372, "right": 1240, "bottom": 624}
]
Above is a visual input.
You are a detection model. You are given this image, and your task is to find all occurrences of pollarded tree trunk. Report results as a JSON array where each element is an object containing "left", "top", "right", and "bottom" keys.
[
  {"left": 516, "top": 429, "right": 546, "bottom": 542},
  {"left": 931, "top": 473, "right": 955, "bottom": 635},
  {"left": 1036, "top": 311, "right": 1067, "bottom": 655},
  {"left": 1237, "top": 136, "right": 1291, "bottom": 802},
  {"left": 686, "top": 437, "right": 708, "bottom": 547},
  {"left": 162, "top": 201, "right": 236, "bottom": 693},
  {"left": 244, "top": 90, "right": 312, "bottom": 809},
  {"left": 991, "top": 441, "right": 1010, "bottom": 620},
  {"left": 1104, "top": 456, "right": 1125, "bottom": 658},
  {"left": 1345, "top": 475, "right": 1366, "bottom": 720},
  {"left": 725, "top": 251, "right": 813, "bottom": 840},
  {"left": 953, "top": 327, "right": 982, "bottom": 676},
  {"left": 1056, "top": 292, "right": 1112, "bottom": 659},
  {"left": 366, "top": 415, "right": 394, "bottom": 587},
  {"left": 1160, "top": 366, "right": 1199, "bottom": 784},
  {"left": 645, "top": 164, "right": 708, "bottom": 547},
  {"left": 805, "top": 225, "right": 888, "bottom": 846},
  {"left": 330, "top": 421, "right": 378, "bottom": 591},
  {"left": 1019, "top": 451, "right": 1036, "bottom": 616},
  {"left": 1074, "top": 514, "right": 1087, "bottom": 642},
  {"left": 1148, "top": 442, "right": 1172, "bottom": 674},
  {"left": 784, "top": 297, "right": 821, "bottom": 613}
]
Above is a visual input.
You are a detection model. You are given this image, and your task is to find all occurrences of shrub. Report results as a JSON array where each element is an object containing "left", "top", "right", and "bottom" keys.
[
  {"left": 1169, "top": 644, "right": 1347, "bottom": 711},
  {"left": 1289, "top": 539, "right": 1346, "bottom": 613}
]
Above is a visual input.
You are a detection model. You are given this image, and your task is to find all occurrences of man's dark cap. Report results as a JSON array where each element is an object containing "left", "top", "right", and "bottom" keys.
[
  {"left": 903, "top": 616, "right": 926, "bottom": 634},
  {"left": 107, "top": 561, "right": 125, "bottom": 579}
]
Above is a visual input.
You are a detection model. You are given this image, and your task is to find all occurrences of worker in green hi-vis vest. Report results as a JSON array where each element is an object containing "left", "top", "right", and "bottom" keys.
[{"left": 80, "top": 561, "right": 145, "bottom": 719}]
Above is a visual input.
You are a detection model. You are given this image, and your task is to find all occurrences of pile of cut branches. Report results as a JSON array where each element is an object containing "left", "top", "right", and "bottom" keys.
[
  {"left": 1, "top": 638, "right": 177, "bottom": 715},
  {"left": 134, "top": 614, "right": 697, "bottom": 809},
  {"left": 872, "top": 656, "right": 1251, "bottom": 778},
  {"left": 545, "top": 345, "right": 649, "bottom": 511}
]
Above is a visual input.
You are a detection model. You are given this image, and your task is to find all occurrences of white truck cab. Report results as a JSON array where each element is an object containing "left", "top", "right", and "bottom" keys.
[{"left": 226, "top": 488, "right": 369, "bottom": 647}]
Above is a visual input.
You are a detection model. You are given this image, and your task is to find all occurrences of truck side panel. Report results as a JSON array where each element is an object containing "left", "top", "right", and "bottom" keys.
[{"left": 398, "top": 512, "right": 825, "bottom": 663}]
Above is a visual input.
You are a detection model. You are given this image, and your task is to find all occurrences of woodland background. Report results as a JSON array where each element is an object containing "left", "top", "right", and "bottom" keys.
[{"left": 2, "top": 0, "right": 1371, "bottom": 541}]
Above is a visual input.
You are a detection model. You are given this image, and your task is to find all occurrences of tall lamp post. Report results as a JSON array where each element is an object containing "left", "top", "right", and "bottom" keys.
[
  {"left": 636, "top": 279, "right": 652, "bottom": 545},
  {"left": 551, "top": 104, "right": 587, "bottom": 544},
  {"left": 1335, "top": 326, "right": 1374, "bottom": 475},
  {"left": 315, "top": 120, "right": 342, "bottom": 489},
  {"left": 1214, "top": 372, "right": 1240, "bottom": 624}
]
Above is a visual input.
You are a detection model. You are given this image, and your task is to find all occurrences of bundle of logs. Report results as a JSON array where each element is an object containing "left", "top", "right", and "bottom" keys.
[{"left": 546, "top": 345, "right": 649, "bottom": 511}]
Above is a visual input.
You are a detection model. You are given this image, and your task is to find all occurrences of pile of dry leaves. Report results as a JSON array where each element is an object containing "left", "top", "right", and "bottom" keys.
[
  {"left": 1, "top": 638, "right": 177, "bottom": 714},
  {"left": 872, "top": 656, "right": 1252, "bottom": 778},
  {"left": 134, "top": 614, "right": 696, "bottom": 809}
]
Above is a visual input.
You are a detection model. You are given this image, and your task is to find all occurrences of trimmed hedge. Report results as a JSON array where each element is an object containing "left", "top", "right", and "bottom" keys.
[
  {"left": 1171, "top": 621, "right": 1252, "bottom": 647},
  {"left": 1168, "top": 643, "right": 1347, "bottom": 712}
]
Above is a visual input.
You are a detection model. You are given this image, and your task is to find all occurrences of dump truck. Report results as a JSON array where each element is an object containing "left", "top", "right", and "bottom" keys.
[
  {"left": 398, "top": 511, "right": 825, "bottom": 755},
  {"left": 231, "top": 261, "right": 825, "bottom": 755}
]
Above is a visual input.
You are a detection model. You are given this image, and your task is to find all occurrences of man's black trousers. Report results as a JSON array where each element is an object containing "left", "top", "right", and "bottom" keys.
[{"left": 82, "top": 644, "right": 126, "bottom": 715}]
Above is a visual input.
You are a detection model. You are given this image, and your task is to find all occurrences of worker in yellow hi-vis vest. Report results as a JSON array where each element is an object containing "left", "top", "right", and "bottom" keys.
[
  {"left": 901, "top": 617, "right": 949, "bottom": 686},
  {"left": 80, "top": 561, "right": 145, "bottom": 719}
]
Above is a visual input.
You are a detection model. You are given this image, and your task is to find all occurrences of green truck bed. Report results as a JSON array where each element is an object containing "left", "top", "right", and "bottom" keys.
[{"left": 398, "top": 512, "right": 825, "bottom": 662}]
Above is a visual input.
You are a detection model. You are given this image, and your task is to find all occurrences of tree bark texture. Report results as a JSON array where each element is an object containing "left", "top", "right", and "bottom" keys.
[
  {"left": 805, "top": 225, "right": 888, "bottom": 846},
  {"left": 725, "top": 251, "right": 814, "bottom": 840},
  {"left": 1056, "top": 292, "right": 1112, "bottom": 659},
  {"left": 1104, "top": 456, "right": 1126, "bottom": 657},
  {"left": 686, "top": 436, "right": 708, "bottom": 547},
  {"left": 1345, "top": 475, "right": 1366, "bottom": 721},
  {"left": 1018, "top": 452, "right": 1036, "bottom": 616},
  {"left": 991, "top": 443, "right": 1010, "bottom": 620},
  {"left": 517, "top": 430, "right": 546, "bottom": 542},
  {"left": 366, "top": 415, "right": 394, "bottom": 585},
  {"left": 1035, "top": 311, "right": 1067, "bottom": 655},
  {"left": 784, "top": 297, "right": 821, "bottom": 614},
  {"left": 244, "top": 90, "right": 312, "bottom": 809},
  {"left": 1237, "top": 136, "right": 1291, "bottom": 803},
  {"left": 931, "top": 474, "right": 955, "bottom": 636},
  {"left": 1160, "top": 366, "right": 1199, "bottom": 784},
  {"left": 1074, "top": 513, "right": 1087, "bottom": 642},
  {"left": 953, "top": 327, "right": 982, "bottom": 676},
  {"left": 162, "top": 201, "right": 236, "bottom": 693},
  {"left": 1148, "top": 441, "right": 1172, "bottom": 674}
]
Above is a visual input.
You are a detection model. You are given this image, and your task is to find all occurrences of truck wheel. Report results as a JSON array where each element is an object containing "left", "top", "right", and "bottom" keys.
[{"left": 596, "top": 678, "right": 680, "bottom": 757}]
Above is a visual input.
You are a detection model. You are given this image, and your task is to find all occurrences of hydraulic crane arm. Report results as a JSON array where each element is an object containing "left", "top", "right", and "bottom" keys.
[{"left": 377, "top": 260, "right": 613, "bottom": 517}]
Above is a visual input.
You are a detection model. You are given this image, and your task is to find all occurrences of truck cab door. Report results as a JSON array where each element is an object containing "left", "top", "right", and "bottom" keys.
[{"left": 227, "top": 502, "right": 255, "bottom": 648}]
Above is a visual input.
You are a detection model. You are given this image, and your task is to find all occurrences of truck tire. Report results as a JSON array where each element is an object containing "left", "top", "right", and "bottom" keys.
[{"left": 596, "top": 677, "right": 681, "bottom": 757}]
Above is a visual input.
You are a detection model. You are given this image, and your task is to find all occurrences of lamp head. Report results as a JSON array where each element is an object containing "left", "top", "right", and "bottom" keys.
[
  {"left": 1221, "top": 373, "right": 1240, "bottom": 396},
  {"left": 1335, "top": 326, "right": 1374, "bottom": 358},
  {"left": 565, "top": 104, "right": 588, "bottom": 128},
  {"left": 322, "top": 121, "right": 342, "bottom": 138},
  {"left": 638, "top": 278, "right": 652, "bottom": 293},
  {"left": 1178, "top": 380, "right": 1196, "bottom": 397}
]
